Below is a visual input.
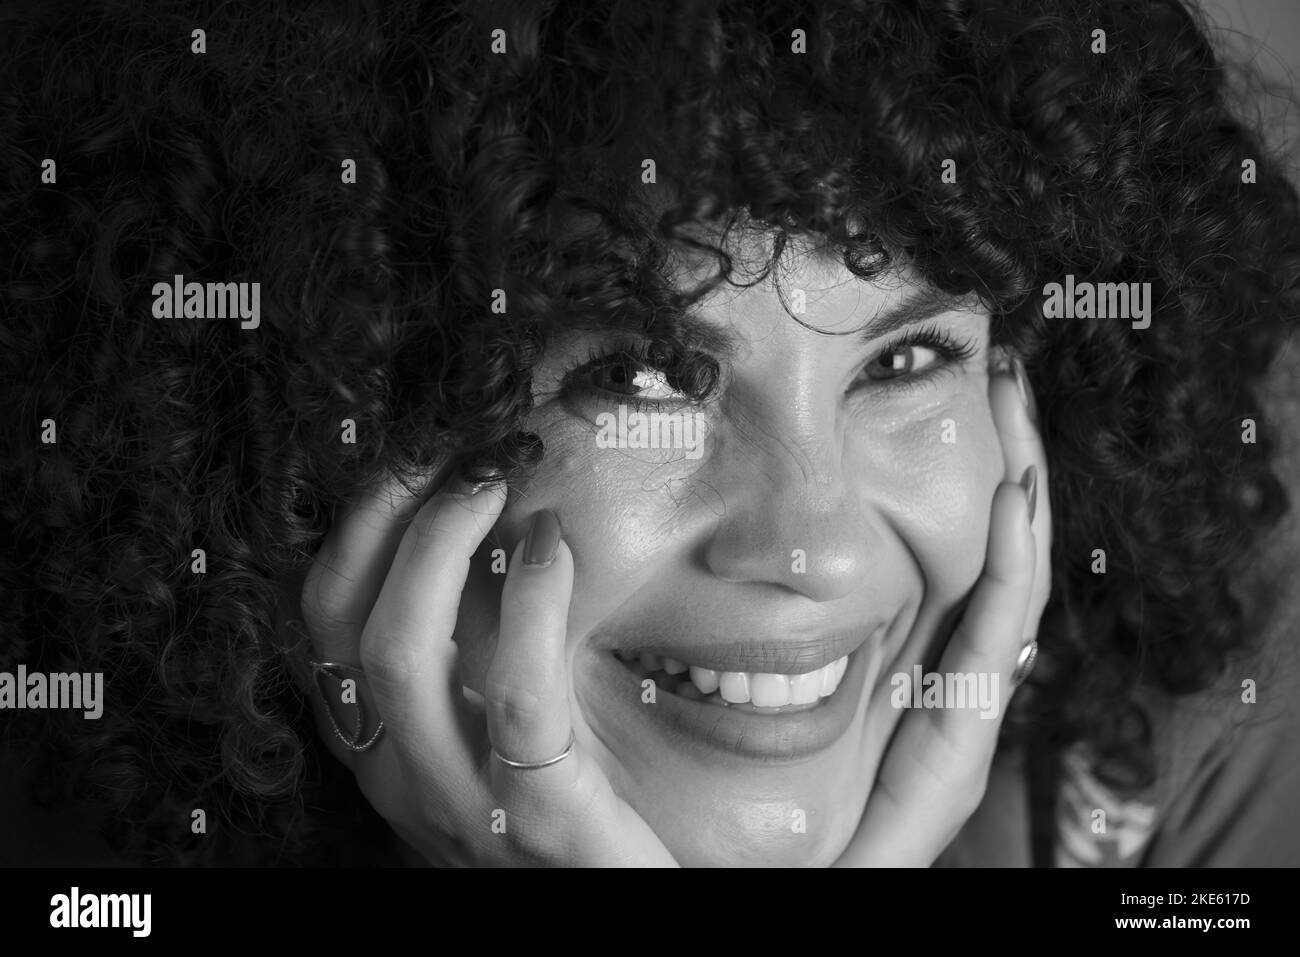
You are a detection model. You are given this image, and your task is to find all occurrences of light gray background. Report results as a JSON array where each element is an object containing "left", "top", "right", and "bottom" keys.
[{"left": 1199, "top": 0, "right": 1300, "bottom": 173}]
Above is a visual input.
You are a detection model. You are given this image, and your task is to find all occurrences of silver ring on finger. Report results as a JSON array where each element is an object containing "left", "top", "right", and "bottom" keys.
[
  {"left": 308, "top": 659, "right": 386, "bottom": 752},
  {"left": 491, "top": 730, "right": 576, "bottom": 770},
  {"left": 1011, "top": 640, "right": 1039, "bottom": 689}
]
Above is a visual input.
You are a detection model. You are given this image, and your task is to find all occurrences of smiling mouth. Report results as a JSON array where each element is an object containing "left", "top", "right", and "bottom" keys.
[
  {"left": 585, "top": 625, "right": 882, "bottom": 761},
  {"left": 613, "top": 650, "right": 850, "bottom": 714}
]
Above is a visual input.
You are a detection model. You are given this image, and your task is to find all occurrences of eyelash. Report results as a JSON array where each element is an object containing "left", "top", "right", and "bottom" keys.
[{"left": 561, "top": 324, "right": 978, "bottom": 412}]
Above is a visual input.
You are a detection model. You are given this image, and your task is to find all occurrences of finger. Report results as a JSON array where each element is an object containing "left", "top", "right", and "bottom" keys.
[
  {"left": 294, "top": 466, "right": 451, "bottom": 768},
  {"left": 896, "top": 475, "right": 1034, "bottom": 771},
  {"left": 359, "top": 477, "right": 508, "bottom": 782},
  {"left": 932, "top": 475, "right": 1035, "bottom": 717},
  {"left": 300, "top": 463, "right": 452, "bottom": 665},
  {"left": 991, "top": 360, "right": 1052, "bottom": 632},
  {"left": 485, "top": 510, "right": 579, "bottom": 796},
  {"left": 990, "top": 357, "right": 1040, "bottom": 471},
  {"left": 480, "top": 510, "right": 676, "bottom": 866}
]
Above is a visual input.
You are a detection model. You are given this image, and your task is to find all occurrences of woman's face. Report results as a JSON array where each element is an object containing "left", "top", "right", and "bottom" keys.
[{"left": 453, "top": 231, "right": 1006, "bottom": 866}]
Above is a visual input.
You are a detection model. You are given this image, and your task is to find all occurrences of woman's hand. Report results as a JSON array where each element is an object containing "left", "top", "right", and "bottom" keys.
[
  {"left": 293, "top": 466, "right": 677, "bottom": 867},
  {"left": 833, "top": 358, "right": 1052, "bottom": 866}
]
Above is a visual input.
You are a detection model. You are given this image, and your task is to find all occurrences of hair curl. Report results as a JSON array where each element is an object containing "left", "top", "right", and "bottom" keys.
[{"left": 1, "top": 0, "right": 1296, "bottom": 864}]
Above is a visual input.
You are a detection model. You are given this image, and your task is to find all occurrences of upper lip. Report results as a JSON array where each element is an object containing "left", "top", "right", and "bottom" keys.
[{"left": 604, "top": 626, "right": 876, "bottom": 675}]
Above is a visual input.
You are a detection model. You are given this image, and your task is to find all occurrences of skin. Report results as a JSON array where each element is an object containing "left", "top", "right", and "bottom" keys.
[{"left": 290, "top": 225, "right": 1051, "bottom": 867}]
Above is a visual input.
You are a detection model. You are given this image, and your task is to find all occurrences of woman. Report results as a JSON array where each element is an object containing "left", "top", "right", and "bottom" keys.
[{"left": 2, "top": 0, "right": 1297, "bottom": 866}]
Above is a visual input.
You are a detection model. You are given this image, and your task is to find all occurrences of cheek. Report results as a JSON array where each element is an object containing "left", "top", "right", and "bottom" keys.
[
  {"left": 451, "top": 411, "right": 697, "bottom": 681},
  {"left": 499, "top": 420, "right": 685, "bottom": 581},
  {"left": 852, "top": 390, "right": 1002, "bottom": 596}
]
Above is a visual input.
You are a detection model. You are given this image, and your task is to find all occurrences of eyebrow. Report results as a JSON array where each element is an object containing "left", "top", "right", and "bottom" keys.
[{"left": 651, "top": 284, "right": 985, "bottom": 355}]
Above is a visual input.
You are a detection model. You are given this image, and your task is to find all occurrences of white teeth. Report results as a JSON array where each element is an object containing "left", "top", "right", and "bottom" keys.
[
  {"left": 695, "top": 656, "right": 849, "bottom": 704},
  {"left": 623, "top": 652, "right": 851, "bottom": 706},
  {"left": 749, "top": 673, "right": 790, "bottom": 707},
  {"left": 662, "top": 657, "right": 688, "bottom": 675},
  {"left": 719, "top": 671, "right": 750, "bottom": 704},
  {"left": 689, "top": 666, "right": 720, "bottom": 694},
  {"left": 820, "top": 663, "right": 837, "bottom": 697},
  {"left": 788, "top": 670, "right": 823, "bottom": 706}
]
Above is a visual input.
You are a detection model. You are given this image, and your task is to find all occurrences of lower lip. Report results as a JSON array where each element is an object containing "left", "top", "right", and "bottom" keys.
[{"left": 582, "top": 641, "right": 872, "bottom": 763}]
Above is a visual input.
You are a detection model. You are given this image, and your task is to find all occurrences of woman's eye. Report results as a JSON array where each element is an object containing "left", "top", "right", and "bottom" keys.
[
  {"left": 587, "top": 357, "right": 683, "bottom": 400},
  {"left": 865, "top": 343, "right": 943, "bottom": 380}
]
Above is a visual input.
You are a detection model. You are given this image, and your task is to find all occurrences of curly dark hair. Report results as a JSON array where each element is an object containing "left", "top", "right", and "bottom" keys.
[{"left": 1, "top": 0, "right": 1295, "bottom": 865}]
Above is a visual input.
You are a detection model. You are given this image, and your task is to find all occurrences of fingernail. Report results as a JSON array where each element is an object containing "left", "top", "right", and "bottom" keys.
[
  {"left": 461, "top": 685, "right": 487, "bottom": 712},
  {"left": 522, "top": 509, "right": 562, "bottom": 567},
  {"left": 1019, "top": 465, "right": 1038, "bottom": 523},
  {"left": 448, "top": 468, "right": 506, "bottom": 497},
  {"left": 468, "top": 471, "right": 506, "bottom": 495}
]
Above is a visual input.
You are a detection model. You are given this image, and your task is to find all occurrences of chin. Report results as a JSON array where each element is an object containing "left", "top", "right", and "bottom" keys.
[
  {"left": 615, "top": 774, "right": 867, "bottom": 866},
  {"left": 674, "top": 811, "right": 860, "bottom": 867}
]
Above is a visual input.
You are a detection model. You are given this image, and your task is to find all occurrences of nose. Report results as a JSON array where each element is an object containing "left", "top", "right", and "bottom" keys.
[{"left": 701, "top": 428, "right": 875, "bottom": 604}]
